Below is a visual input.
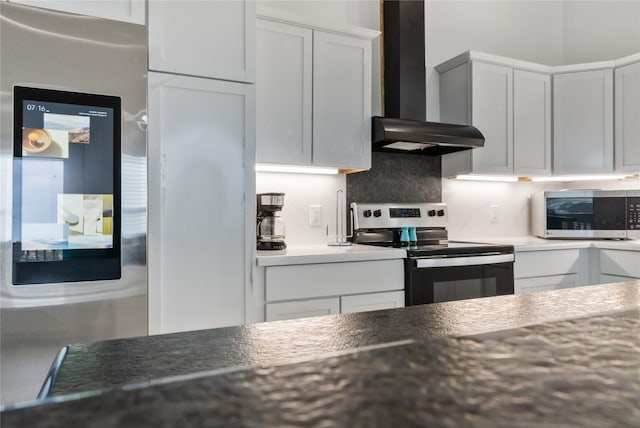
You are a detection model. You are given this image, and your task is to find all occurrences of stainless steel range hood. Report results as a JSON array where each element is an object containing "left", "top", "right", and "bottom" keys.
[
  {"left": 376, "top": 0, "right": 484, "bottom": 155},
  {"left": 373, "top": 116, "right": 484, "bottom": 155}
]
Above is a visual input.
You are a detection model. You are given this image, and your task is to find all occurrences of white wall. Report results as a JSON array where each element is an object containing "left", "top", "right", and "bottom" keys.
[
  {"left": 256, "top": 172, "right": 347, "bottom": 245},
  {"left": 563, "top": 1, "right": 640, "bottom": 64},
  {"left": 442, "top": 179, "right": 560, "bottom": 240}
]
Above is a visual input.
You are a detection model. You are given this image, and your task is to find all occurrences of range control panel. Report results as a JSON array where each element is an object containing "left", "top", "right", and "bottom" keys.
[{"left": 352, "top": 202, "right": 448, "bottom": 230}]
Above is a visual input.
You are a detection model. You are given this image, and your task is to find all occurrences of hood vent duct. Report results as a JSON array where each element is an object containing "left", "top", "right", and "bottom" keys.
[{"left": 376, "top": 0, "right": 484, "bottom": 155}]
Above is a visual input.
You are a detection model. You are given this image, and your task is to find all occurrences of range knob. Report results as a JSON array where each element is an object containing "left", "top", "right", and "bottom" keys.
[
  {"left": 437, "top": 209, "right": 445, "bottom": 217},
  {"left": 428, "top": 210, "right": 436, "bottom": 217},
  {"left": 363, "top": 209, "right": 372, "bottom": 218},
  {"left": 373, "top": 209, "right": 382, "bottom": 218}
]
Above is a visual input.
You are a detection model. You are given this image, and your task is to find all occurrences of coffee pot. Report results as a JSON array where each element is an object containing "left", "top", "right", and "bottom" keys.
[{"left": 256, "top": 193, "right": 286, "bottom": 251}]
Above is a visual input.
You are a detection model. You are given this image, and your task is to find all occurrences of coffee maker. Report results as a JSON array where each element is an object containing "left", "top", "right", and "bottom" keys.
[{"left": 256, "top": 192, "right": 286, "bottom": 251}]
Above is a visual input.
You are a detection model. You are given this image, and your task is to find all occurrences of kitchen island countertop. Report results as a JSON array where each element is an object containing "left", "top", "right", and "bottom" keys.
[{"left": 1, "top": 280, "right": 639, "bottom": 427}]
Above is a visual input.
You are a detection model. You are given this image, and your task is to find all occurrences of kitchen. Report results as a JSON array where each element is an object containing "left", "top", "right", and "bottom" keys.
[{"left": 1, "top": 0, "right": 639, "bottom": 424}]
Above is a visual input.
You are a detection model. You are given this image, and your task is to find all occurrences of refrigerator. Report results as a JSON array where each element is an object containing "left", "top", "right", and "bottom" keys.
[{"left": 0, "top": 2, "right": 147, "bottom": 405}]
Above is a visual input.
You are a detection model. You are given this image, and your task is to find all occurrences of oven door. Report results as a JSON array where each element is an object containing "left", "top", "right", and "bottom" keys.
[{"left": 405, "top": 254, "right": 515, "bottom": 305}]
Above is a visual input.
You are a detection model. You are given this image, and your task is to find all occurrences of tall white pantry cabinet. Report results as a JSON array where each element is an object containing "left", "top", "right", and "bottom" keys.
[{"left": 147, "top": 1, "right": 256, "bottom": 334}]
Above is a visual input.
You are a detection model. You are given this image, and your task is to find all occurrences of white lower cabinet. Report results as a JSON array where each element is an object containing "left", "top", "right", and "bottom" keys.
[
  {"left": 514, "top": 248, "right": 588, "bottom": 295},
  {"left": 515, "top": 274, "right": 579, "bottom": 295},
  {"left": 514, "top": 246, "right": 639, "bottom": 294},
  {"left": 341, "top": 291, "right": 405, "bottom": 314},
  {"left": 262, "top": 259, "right": 404, "bottom": 322},
  {"left": 266, "top": 298, "right": 340, "bottom": 322},
  {"left": 599, "top": 249, "right": 640, "bottom": 283}
]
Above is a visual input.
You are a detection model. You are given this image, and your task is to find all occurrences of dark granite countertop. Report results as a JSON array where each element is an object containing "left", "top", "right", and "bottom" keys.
[{"left": 1, "top": 281, "right": 639, "bottom": 426}]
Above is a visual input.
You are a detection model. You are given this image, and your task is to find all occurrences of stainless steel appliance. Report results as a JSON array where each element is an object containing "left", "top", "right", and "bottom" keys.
[
  {"left": 257, "top": 193, "right": 286, "bottom": 251},
  {"left": 627, "top": 189, "right": 640, "bottom": 240},
  {"left": 0, "top": 3, "right": 147, "bottom": 404},
  {"left": 351, "top": 202, "right": 515, "bottom": 305},
  {"left": 531, "top": 190, "right": 628, "bottom": 239}
]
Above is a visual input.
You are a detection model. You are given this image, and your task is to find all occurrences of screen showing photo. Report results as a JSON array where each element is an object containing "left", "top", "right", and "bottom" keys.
[{"left": 13, "top": 86, "right": 121, "bottom": 284}]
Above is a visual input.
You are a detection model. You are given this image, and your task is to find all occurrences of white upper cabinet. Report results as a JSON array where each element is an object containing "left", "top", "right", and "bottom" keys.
[
  {"left": 313, "top": 31, "right": 372, "bottom": 169},
  {"left": 8, "top": 0, "right": 145, "bottom": 24},
  {"left": 513, "top": 69, "right": 552, "bottom": 175},
  {"left": 469, "top": 61, "right": 513, "bottom": 174},
  {"left": 148, "top": 0, "right": 255, "bottom": 83},
  {"left": 614, "top": 58, "right": 640, "bottom": 173},
  {"left": 256, "top": 19, "right": 312, "bottom": 164},
  {"left": 437, "top": 52, "right": 551, "bottom": 177},
  {"left": 437, "top": 51, "right": 639, "bottom": 178},
  {"left": 255, "top": 11, "right": 377, "bottom": 170},
  {"left": 553, "top": 68, "right": 614, "bottom": 174}
]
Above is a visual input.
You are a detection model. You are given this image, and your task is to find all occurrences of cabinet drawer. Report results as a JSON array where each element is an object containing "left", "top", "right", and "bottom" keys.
[
  {"left": 515, "top": 274, "right": 578, "bottom": 295},
  {"left": 265, "top": 260, "right": 403, "bottom": 302},
  {"left": 340, "top": 291, "right": 404, "bottom": 314},
  {"left": 514, "top": 249, "right": 581, "bottom": 278},
  {"left": 599, "top": 274, "right": 638, "bottom": 285},
  {"left": 600, "top": 250, "right": 640, "bottom": 278},
  {"left": 265, "top": 298, "right": 340, "bottom": 322}
]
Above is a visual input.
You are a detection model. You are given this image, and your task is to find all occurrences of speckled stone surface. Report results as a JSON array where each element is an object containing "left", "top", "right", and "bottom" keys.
[
  {"left": 346, "top": 151, "right": 442, "bottom": 205},
  {"left": 44, "top": 281, "right": 640, "bottom": 397},
  {"left": 2, "top": 308, "right": 639, "bottom": 427}
]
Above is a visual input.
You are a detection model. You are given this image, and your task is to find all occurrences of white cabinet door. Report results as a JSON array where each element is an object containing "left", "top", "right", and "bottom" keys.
[
  {"left": 513, "top": 69, "right": 551, "bottom": 176},
  {"left": 515, "top": 274, "right": 579, "bottom": 295},
  {"left": 471, "top": 61, "right": 513, "bottom": 174},
  {"left": 614, "top": 61, "right": 640, "bottom": 173},
  {"left": 553, "top": 69, "right": 614, "bottom": 174},
  {"left": 148, "top": 73, "right": 254, "bottom": 334},
  {"left": 256, "top": 19, "right": 312, "bottom": 164},
  {"left": 148, "top": 0, "right": 255, "bottom": 83},
  {"left": 266, "top": 298, "right": 340, "bottom": 322},
  {"left": 8, "top": 0, "right": 145, "bottom": 24},
  {"left": 265, "top": 259, "right": 404, "bottom": 302},
  {"left": 513, "top": 248, "right": 589, "bottom": 295},
  {"left": 599, "top": 249, "right": 640, "bottom": 278},
  {"left": 341, "top": 291, "right": 404, "bottom": 314},
  {"left": 313, "top": 31, "right": 371, "bottom": 169}
]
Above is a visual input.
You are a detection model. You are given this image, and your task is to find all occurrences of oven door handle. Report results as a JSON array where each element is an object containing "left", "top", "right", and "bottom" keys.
[{"left": 415, "top": 254, "right": 515, "bottom": 268}]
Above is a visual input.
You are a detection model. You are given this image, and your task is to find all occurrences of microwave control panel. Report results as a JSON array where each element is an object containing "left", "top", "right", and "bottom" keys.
[{"left": 628, "top": 197, "right": 640, "bottom": 230}]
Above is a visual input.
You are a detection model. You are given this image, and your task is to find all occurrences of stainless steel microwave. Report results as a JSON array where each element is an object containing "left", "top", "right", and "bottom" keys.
[{"left": 531, "top": 190, "right": 628, "bottom": 239}]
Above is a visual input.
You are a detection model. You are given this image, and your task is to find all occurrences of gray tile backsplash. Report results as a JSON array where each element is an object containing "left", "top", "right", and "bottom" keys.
[{"left": 346, "top": 152, "right": 441, "bottom": 206}]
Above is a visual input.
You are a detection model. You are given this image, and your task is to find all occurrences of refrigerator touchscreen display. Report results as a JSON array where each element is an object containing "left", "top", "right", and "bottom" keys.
[{"left": 12, "top": 86, "right": 121, "bottom": 284}]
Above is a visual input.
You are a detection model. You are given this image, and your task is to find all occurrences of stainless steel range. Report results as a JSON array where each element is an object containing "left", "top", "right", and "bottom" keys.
[{"left": 351, "top": 203, "right": 515, "bottom": 305}]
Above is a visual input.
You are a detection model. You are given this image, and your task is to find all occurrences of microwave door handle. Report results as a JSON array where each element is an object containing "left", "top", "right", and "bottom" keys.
[{"left": 415, "top": 254, "right": 515, "bottom": 268}]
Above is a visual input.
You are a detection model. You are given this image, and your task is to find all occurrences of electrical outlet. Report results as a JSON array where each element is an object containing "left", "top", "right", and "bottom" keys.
[
  {"left": 309, "top": 205, "right": 322, "bottom": 227},
  {"left": 490, "top": 205, "right": 499, "bottom": 224}
]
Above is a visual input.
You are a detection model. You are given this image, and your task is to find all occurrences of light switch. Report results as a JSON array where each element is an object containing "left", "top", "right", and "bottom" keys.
[
  {"left": 490, "top": 205, "right": 499, "bottom": 224},
  {"left": 310, "top": 205, "right": 322, "bottom": 227}
]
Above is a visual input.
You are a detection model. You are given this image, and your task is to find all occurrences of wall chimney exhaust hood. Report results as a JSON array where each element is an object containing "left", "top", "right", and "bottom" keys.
[
  {"left": 372, "top": 116, "right": 484, "bottom": 154},
  {"left": 376, "top": 0, "right": 484, "bottom": 155}
]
